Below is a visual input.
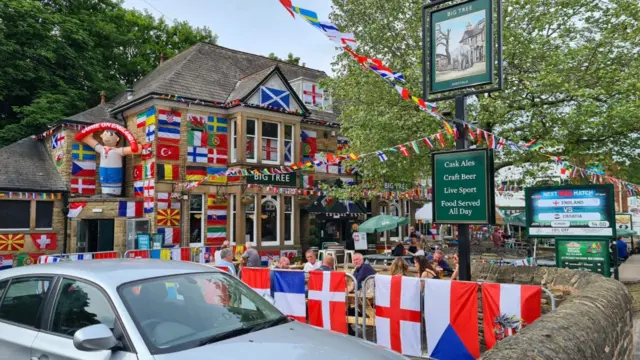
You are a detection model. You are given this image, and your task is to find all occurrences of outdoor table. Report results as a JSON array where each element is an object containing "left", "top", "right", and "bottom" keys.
[{"left": 363, "top": 254, "right": 412, "bottom": 266}]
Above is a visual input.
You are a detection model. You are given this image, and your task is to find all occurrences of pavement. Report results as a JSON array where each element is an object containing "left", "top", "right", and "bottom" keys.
[
  {"left": 619, "top": 255, "right": 640, "bottom": 283},
  {"left": 618, "top": 256, "right": 640, "bottom": 359}
]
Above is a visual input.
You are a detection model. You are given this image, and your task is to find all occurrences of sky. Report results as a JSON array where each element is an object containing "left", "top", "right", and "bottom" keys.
[{"left": 122, "top": 0, "right": 340, "bottom": 75}]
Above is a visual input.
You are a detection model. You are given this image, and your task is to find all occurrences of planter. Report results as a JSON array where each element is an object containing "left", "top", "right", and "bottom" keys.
[
  {"left": 297, "top": 196, "right": 311, "bottom": 206},
  {"left": 241, "top": 196, "right": 253, "bottom": 205}
]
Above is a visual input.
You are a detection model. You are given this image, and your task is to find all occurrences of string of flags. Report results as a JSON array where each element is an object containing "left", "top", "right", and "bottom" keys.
[
  {"left": 246, "top": 183, "right": 432, "bottom": 200},
  {"left": 0, "top": 192, "right": 63, "bottom": 200},
  {"left": 35, "top": 123, "right": 87, "bottom": 141},
  {"left": 277, "top": 0, "right": 640, "bottom": 195}
]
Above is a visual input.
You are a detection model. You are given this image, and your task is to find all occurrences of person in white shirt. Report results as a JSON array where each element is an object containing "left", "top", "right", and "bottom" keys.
[
  {"left": 303, "top": 249, "right": 322, "bottom": 272},
  {"left": 214, "top": 240, "right": 230, "bottom": 264}
]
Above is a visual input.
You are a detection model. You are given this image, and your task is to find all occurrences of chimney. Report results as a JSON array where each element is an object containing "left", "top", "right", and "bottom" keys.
[
  {"left": 100, "top": 90, "right": 106, "bottom": 105},
  {"left": 160, "top": 52, "right": 164, "bottom": 65},
  {"left": 126, "top": 88, "right": 134, "bottom": 100}
]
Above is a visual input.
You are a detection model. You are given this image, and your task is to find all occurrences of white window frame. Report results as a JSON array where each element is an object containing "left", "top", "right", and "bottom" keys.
[
  {"left": 229, "top": 194, "right": 236, "bottom": 245},
  {"left": 189, "top": 194, "right": 205, "bottom": 248},
  {"left": 260, "top": 195, "right": 280, "bottom": 246},
  {"left": 261, "top": 121, "right": 280, "bottom": 165},
  {"left": 390, "top": 203, "right": 401, "bottom": 240},
  {"left": 246, "top": 118, "right": 257, "bottom": 163},
  {"left": 245, "top": 195, "right": 257, "bottom": 245},
  {"left": 230, "top": 119, "right": 237, "bottom": 162},
  {"left": 284, "top": 124, "right": 294, "bottom": 166},
  {"left": 284, "top": 196, "right": 294, "bottom": 246}
]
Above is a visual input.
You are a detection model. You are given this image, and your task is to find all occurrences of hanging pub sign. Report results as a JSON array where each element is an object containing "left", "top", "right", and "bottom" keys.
[
  {"left": 615, "top": 214, "right": 633, "bottom": 232},
  {"left": 247, "top": 173, "right": 296, "bottom": 186}
]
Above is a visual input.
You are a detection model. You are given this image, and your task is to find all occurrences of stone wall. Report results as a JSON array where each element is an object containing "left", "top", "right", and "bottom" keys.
[{"left": 473, "top": 264, "right": 634, "bottom": 360}]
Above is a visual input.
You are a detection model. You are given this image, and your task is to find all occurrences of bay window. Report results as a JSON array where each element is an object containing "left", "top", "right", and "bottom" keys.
[
  {"left": 246, "top": 119, "right": 257, "bottom": 163},
  {"left": 261, "top": 122, "right": 280, "bottom": 164}
]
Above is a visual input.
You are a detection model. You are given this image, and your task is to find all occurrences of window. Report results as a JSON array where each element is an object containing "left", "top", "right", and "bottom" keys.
[
  {"left": 0, "top": 281, "right": 7, "bottom": 301},
  {"left": 230, "top": 195, "right": 236, "bottom": 245},
  {"left": 0, "top": 277, "right": 52, "bottom": 327},
  {"left": 244, "top": 195, "right": 256, "bottom": 245},
  {"left": 246, "top": 119, "right": 257, "bottom": 163},
  {"left": 35, "top": 201, "right": 54, "bottom": 229},
  {"left": 284, "top": 196, "right": 294, "bottom": 245},
  {"left": 230, "top": 119, "right": 237, "bottom": 162},
  {"left": 284, "top": 124, "right": 294, "bottom": 165},
  {"left": 0, "top": 200, "right": 30, "bottom": 230},
  {"left": 364, "top": 201, "right": 373, "bottom": 220},
  {"left": 261, "top": 122, "right": 280, "bottom": 164},
  {"left": 390, "top": 204, "right": 400, "bottom": 239},
  {"left": 189, "top": 195, "right": 204, "bottom": 246},
  {"left": 51, "top": 279, "right": 116, "bottom": 337},
  {"left": 260, "top": 196, "right": 280, "bottom": 246}
]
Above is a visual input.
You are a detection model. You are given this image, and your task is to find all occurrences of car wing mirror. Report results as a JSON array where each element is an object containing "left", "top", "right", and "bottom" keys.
[{"left": 73, "top": 324, "right": 118, "bottom": 352}]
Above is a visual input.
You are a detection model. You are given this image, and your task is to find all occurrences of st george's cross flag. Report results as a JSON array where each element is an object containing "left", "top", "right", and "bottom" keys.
[
  {"left": 307, "top": 271, "right": 347, "bottom": 334},
  {"left": 241, "top": 267, "right": 271, "bottom": 299},
  {"left": 482, "top": 283, "right": 542, "bottom": 350},
  {"left": 375, "top": 275, "right": 422, "bottom": 356},
  {"left": 272, "top": 270, "right": 306, "bottom": 322},
  {"left": 425, "top": 279, "right": 479, "bottom": 360}
]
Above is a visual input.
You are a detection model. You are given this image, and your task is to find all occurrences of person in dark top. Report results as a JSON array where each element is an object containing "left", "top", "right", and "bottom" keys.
[
  {"left": 391, "top": 242, "right": 405, "bottom": 257},
  {"left": 407, "top": 235, "right": 419, "bottom": 255},
  {"left": 348, "top": 253, "right": 376, "bottom": 292},
  {"left": 346, "top": 223, "right": 358, "bottom": 251},
  {"left": 319, "top": 255, "right": 334, "bottom": 271},
  {"left": 616, "top": 237, "right": 629, "bottom": 262},
  {"left": 427, "top": 249, "right": 453, "bottom": 275}
]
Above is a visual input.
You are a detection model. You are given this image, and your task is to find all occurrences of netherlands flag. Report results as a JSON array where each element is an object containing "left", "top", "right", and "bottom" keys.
[
  {"left": 425, "top": 279, "right": 480, "bottom": 360},
  {"left": 482, "top": 283, "right": 542, "bottom": 350},
  {"left": 0, "top": 255, "right": 14, "bottom": 270},
  {"left": 272, "top": 270, "right": 306, "bottom": 322},
  {"left": 241, "top": 267, "right": 271, "bottom": 299}
]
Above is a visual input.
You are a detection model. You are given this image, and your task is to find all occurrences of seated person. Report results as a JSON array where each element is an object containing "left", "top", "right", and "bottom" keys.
[
  {"left": 347, "top": 253, "right": 376, "bottom": 293},
  {"left": 427, "top": 249, "right": 453, "bottom": 276},
  {"left": 216, "top": 248, "right": 236, "bottom": 276},
  {"left": 391, "top": 242, "right": 405, "bottom": 257},
  {"left": 319, "top": 255, "right": 334, "bottom": 271},
  {"left": 390, "top": 257, "right": 411, "bottom": 276},
  {"left": 414, "top": 255, "right": 437, "bottom": 279},
  {"left": 407, "top": 235, "right": 419, "bottom": 255},
  {"left": 272, "top": 257, "right": 290, "bottom": 269},
  {"left": 303, "top": 250, "right": 323, "bottom": 272}
]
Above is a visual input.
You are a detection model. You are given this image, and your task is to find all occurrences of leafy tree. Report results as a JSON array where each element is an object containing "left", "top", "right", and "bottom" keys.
[
  {"left": 0, "top": 0, "right": 217, "bottom": 146},
  {"left": 268, "top": 52, "right": 305, "bottom": 66},
  {"left": 326, "top": 0, "right": 640, "bottom": 188}
]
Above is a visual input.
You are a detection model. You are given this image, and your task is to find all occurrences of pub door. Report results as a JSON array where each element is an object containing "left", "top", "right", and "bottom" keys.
[{"left": 77, "top": 219, "right": 115, "bottom": 253}]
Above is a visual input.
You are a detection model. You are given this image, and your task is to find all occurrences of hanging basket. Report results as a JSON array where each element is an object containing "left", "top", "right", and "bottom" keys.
[
  {"left": 241, "top": 196, "right": 253, "bottom": 205},
  {"left": 297, "top": 196, "right": 311, "bottom": 206}
]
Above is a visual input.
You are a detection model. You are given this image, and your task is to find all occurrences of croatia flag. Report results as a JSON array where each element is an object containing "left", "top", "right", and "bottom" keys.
[
  {"left": 308, "top": 271, "right": 347, "bottom": 334},
  {"left": 425, "top": 279, "right": 479, "bottom": 360},
  {"left": 0, "top": 255, "right": 14, "bottom": 271},
  {"left": 241, "top": 267, "right": 271, "bottom": 299},
  {"left": 482, "top": 283, "right": 542, "bottom": 350},
  {"left": 272, "top": 270, "right": 306, "bottom": 322},
  {"left": 375, "top": 275, "right": 422, "bottom": 356}
]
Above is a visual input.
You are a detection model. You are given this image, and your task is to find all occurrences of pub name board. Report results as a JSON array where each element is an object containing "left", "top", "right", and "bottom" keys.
[
  {"left": 247, "top": 173, "right": 296, "bottom": 186},
  {"left": 431, "top": 148, "right": 495, "bottom": 224}
]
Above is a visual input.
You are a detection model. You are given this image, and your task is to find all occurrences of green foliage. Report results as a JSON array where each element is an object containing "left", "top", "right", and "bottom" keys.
[
  {"left": 268, "top": 52, "right": 305, "bottom": 66},
  {"left": 327, "top": 0, "right": 640, "bottom": 184},
  {"left": 0, "top": 0, "right": 217, "bottom": 146}
]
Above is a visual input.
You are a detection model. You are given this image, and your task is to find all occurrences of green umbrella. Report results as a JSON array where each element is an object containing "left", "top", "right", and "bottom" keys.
[
  {"left": 394, "top": 216, "right": 409, "bottom": 225},
  {"left": 504, "top": 212, "right": 527, "bottom": 227},
  {"left": 617, "top": 229, "right": 635, "bottom": 237},
  {"left": 358, "top": 214, "right": 407, "bottom": 233}
]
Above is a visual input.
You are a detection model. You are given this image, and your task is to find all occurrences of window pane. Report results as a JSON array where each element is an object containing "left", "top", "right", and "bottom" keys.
[
  {"left": 262, "top": 122, "right": 279, "bottom": 138},
  {"left": 0, "top": 200, "right": 30, "bottom": 229},
  {"left": 261, "top": 197, "right": 278, "bottom": 243},
  {"left": 244, "top": 195, "right": 255, "bottom": 243},
  {"left": 285, "top": 125, "right": 293, "bottom": 140},
  {"left": 247, "top": 119, "right": 256, "bottom": 135},
  {"left": 190, "top": 195, "right": 202, "bottom": 212},
  {"left": 51, "top": 279, "right": 116, "bottom": 336},
  {"left": 284, "top": 196, "right": 292, "bottom": 213},
  {"left": 231, "top": 119, "right": 237, "bottom": 162},
  {"left": 190, "top": 213, "right": 203, "bottom": 244},
  {"left": 262, "top": 137, "right": 279, "bottom": 162},
  {"left": 0, "top": 277, "right": 52, "bottom": 327},
  {"left": 230, "top": 195, "right": 236, "bottom": 244},
  {"left": 0, "top": 281, "right": 8, "bottom": 301},
  {"left": 35, "top": 202, "right": 54, "bottom": 229},
  {"left": 246, "top": 136, "right": 256, "bottom": 160}
]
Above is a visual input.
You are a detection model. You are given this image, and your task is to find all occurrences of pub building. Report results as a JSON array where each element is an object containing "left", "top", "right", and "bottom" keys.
[{"left": 0, "top": 43, "right": 363, "bottom": 262}]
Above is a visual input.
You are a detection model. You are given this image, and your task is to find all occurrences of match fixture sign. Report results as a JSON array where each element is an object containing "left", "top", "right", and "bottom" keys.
[{"left": 432, "top": 148, "right": 495, "bottom": 224}]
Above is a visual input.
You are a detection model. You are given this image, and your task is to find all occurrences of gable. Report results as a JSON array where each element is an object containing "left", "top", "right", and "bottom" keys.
[{"left": 246, "top": 72, "right": 303, "bottom": 112}]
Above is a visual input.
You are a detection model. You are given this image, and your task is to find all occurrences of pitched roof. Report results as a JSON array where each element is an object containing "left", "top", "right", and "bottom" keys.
[
  {"left": 0, "top": 137, "right": 66, "bottom": 191},
  {"left": 111, "top": 43, "right": 338, "bottom": 123},
  {"left": 226, "top": 65, "right": 277, "bottom": 102},
  {"left": 66, "top": 103, "right": 121, "bottom": 125}
]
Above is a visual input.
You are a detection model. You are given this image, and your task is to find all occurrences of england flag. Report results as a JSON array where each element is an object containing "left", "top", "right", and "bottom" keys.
[{"left": 307, "top": 271, "right": 347, "bottom": 334}]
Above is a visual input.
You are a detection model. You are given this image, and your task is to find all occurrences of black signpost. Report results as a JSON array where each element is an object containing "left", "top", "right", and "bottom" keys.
[{"left": 423, "top": 0, "right": 503, "bottom": 280}]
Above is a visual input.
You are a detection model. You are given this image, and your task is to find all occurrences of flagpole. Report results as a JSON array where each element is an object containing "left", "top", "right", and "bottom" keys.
[{"left": 455, "top": 95, "right": 472, "bottom": 281}]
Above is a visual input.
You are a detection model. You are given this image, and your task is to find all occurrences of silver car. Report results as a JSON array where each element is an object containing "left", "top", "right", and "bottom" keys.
[{"left": 0, "top": 259, "right": 407, "bottom": 360}]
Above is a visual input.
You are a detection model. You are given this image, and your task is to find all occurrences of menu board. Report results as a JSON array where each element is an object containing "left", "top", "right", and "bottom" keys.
[{"left": 556, "top": 238, "right": 610, "bottom": 277}]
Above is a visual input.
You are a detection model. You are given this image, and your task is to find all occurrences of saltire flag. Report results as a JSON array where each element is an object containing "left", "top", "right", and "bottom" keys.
[
  {"left": 207, "top": 167, "right": 228, "bottom": 184},
  {"left": 425, "top": 279, "right": 480, "bottom": 360},
  {"left": 188, "top": 113, "right": 207, "bottom": 130},
  {"left": 67, "top": 202, "right": 86, "bottom": 218},
  {"left": 209, "top": 133, "right": 228, "bottom": 149},
  {"left": 0, "top": 254, "right": 14, "bottom": 270},
  {"left": 308, "top": 271, "right": 347, "bottom": 334},
  {"left": 146, "top": 125, "right": 156, "bottom": 142},
  {"left": 133, "top": 165, "right": 143, "bottom": 181},
  {"left": 118, "top": 201, "right": 143, "bottom": 217},
  {"left": 158, "top": 126, "right": 181, "bottom": 143},
  {"left": 394, "top": 84, "right": 410, "bottom": 100},
  {"left": 157, "top": 192, "right": 179, "bottom": 210},
  {"left": 136, "top": 107, "right": 156, "bottom": 128},
  {"left": 71, "top": 144, "right": 96, "bottom": 161},
  {"left": 198, "top": 247, "right": 214, "bottom": 263},
  {"left": 206, "top": 227, "right": 226, "bottom": 246},
  {"left": 188, "top": 131, "right": 208, "bottom": 147},
  {"left": 158, "top": 209, "right": 180, "bottom": 226},
  {"left": 186, "top": 166, "right": 207, "bottom": 181},
  {"left": 368, "top": 64, "right": 404, "bottom": 82},
  {"left": 71, "top": 178, "right": 96, "bottom": 195},
  {"left": 158, "top": 109, "right": 182, "bottom": 127},
  {"left": 143, "top": 179, "right": 155, "bottom": 197},
  {"left": 171, "top": 247, "right": 191, "bottom": 261},
  {"left": 260, "top": 86, "right": 290, "bottom": 110},
  {"left": 52, "top": 132, "right": 65, "bottom": 149},
  {"left": 144, "top": 197, "right": 154, "bottom": 214},
  {"left": 208, "top": 148, "right": 228, "bottom": 165},
  {"left": 482, "top": 283, "right": 542, "bottom": 350},
  {"left": 376, "top": 151, "right": 388, "bottom": 162},
  {"left": 157, "top": 143, "right": 180, "bottom": 161},
  {"left": 208, "top": 116, "right": 228, "bottom": 133},
  {"left": 157, "top": 164, "right": 180, "bottom": 181},
  {"left": 141, "top": 143, "right": 153, "bottom": 160},
  {"left": 397, "top": 145, "right": 410, "bottom": 157},
  {"left": 144, "top": 161, "right": 155, "bottom": 179},
  {"left": 0, "top": 234, "right": 25, "bottom": 252},
  {"left": 71, "top": 161, "right": 97, "bottom": 177},
  {"left": 241, "top": 267, "right": 271, "bottom": 299},
  {"left": 134, "top": 181, "right": 144, "bottom": 198},
  {"left": 272, "top": 271, "right": 306, "bottom": 322},
  {"left": 284, "top": 139, "right": 293, "bottom": 163}
]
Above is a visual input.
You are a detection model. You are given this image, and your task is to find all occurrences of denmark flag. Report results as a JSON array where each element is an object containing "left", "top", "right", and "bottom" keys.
[
  {"left": 375, "top": 275, "right": 422, "bottom": 356},
  {"left": 307, "top": 271, "right": 347, "bottom": 334},
  {"left": 241, "top": 267, "right": 271, "bottom": 299},
  {"left": 482, "top": 283, "right": 541, "bottom": 350}
]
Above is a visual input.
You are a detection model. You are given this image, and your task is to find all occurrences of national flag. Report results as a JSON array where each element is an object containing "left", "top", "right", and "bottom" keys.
[
  {"left": 118, "top": 201, "right": 143, "bottom": 217},
  {"left": 348, "top": 153, "right": 359, "bottom": 160},
  {"left": 410, "top": 141, "right": 420, "bottom": 154},
  {"left": 156, "top": 143, "right": 180, "bottom": 161},
  {"left": 208, "top": 148, "right": 228, "bottom": 165},
  {"left": 144, "top": 197, "right": 154, "bottom": 213},
  {"left": 133, "top": 181, "right": 144, "bottom": 198},
  {"left": 157, "top": 193, "right": 179, "bottom": 210},
  {"left": 284, "top": 139, "right": 293, "bottom": 163},
  {"left": 54, "top": 151, "right": 64, "bottom": 168},
  {"left": 241, "top": 267, "right": 272, "bottom": 299},
  {"left": 425, "top": 279, "right": 480, "bottom": 360},
  {"left": 171, "top": 247, "right": 191, "bottom": 261},
  {"left": 52, "top": 132, "right": 65, "bottom": 149},
  {"left": 443, "top": 121, "right": 455, "bottom": 136},
  {"left": 496, "top": 137, "right": 506, "bottom": 150},
  {"left": 435, "top": 133, "right": 446, "bottom": 147},
  {"left": 325, "top": 29, "right": 358, "bottom": 48},
  {"left": 376, "top": 151, "right": 388, "bottom": 162},
  {"left": 260, "top": 86, "right": 290, "bottom": 110},
  {"left": 482, "top": 283, "right": 542, "bottom": 350},
  {"left": 198, "top": 247, "right": 214, "bottom": 263},
  {"left": 141, "top": 143, "right": 153, "bottom": 160},
  {"left": 71, "top": 144, "right": 96, "bottom": 161},
  {"left": 188, "top": 131, "right": 208, "bottom": 147},
  {"left": 146, "top": 125, "right": 156, "bottom": 142},
  {"left": 272, "top": 271, "right": 306, "bottom": 322},
  {"left": 369, "top": 64, "right": 404, "bottom": 82},
  {"left": 38, "top": 255, "right": 60, "bottom": 264},
  {"left": 71, "top": 178, "right": 96, "bottom": 195},
  {"left": 394, "top": 84, "right": 410, "bottom": 100},
  {"left": 158, "top": 209, "right": 180, "bottom": 226},
  {"left": 137, "top": 107, "right": 156, "bottom": 128},
  {"left": 302, "top": 83, "right": 325, "bottom": 106},
  {"left": 308, "top": 271, "right": 347, "bottom": 333},
  {"left": 15, "top": 253, "right": 41, "bottom": 266},
  {"left": 133, "top": 165, "right": 143, "bottom": 181},
  {"left": 206, "top": 226, "right": 226, "bottom": 246},
  {"left": 207, "top": 208, "right": 227, "bottom": 225},
  {"left": 209, "top": 133, "right": 228, "bottom": 149},
  {"left": 291, "top": 5, "right": 319, "bottom": 26},
  {"left": 158, "top": 126, "right": 181, "bottom": 144},
  {"left": 30, "top": 233, "right": 57, "bottom": 251},
  {"left": 143, "top": 180, "right": 155, "bottom": 197},
  {"left": 397, "top": 145, "right": 410, "bottom": 157},
  {"left": 0, "top": 234, "right": 25, "bottom": 251},
  {"left": 0, "top": 254, "right": 14, "bottom": 271},
  {"left": 71, "top": 161, "right": 97, "bottom": 177},
  {"left": 422, "top": 137, "right": 433, "bottom": 148},
  {"left": 158, "top": 109, "right": 182, "bottom": 127},
  {"left": 186, "top": 166, "right": 207, "bottom": 181},
  {"left": 374, "top": 275, "right": 422, "bottom": 356},
  {"left": 157, "top": 164, "right": 180, "bottom": 181},
  {"left": 207, "top": 167, "right": 228, "bottom": 184},
  {"left": 301, "top": 130, "right": 317, "bottom": 160},
  {"left": 262, "top": 138, "right": 278, "bottom": 161},
  {"left": 303, "top": 175, "right": 314, "bottom": 189},
  {"left": 144, "top": 161, "right": 155, "bottom": 179},
  {"left": 207, "top": 116, "right": 228, "bottom": 133},
  {"left": 67, "top": 202, "right": 86, "bottom": 218},
  {"left": 187, "top": 113, "right": 207, "bottom": 130}
]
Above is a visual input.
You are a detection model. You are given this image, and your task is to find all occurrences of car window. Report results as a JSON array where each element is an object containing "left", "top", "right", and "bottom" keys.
[
  {"left": 0, "top": 281, "right": 8, "bottom": 301},
  {"left": 51, "top": 278, "right": 116, "bottom": 337},
  {"left": 0, "top": 277, "right": 52, "bottom": 327}
]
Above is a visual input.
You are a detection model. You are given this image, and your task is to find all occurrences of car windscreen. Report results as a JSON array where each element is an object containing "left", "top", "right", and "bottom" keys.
[{"left": 118, "top": 272, "right": 286, "bottom": 355}]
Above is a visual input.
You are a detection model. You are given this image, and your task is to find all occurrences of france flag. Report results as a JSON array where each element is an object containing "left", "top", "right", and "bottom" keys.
[{"left": 272, "top": 270, "right": 306, "bottom": 322}]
